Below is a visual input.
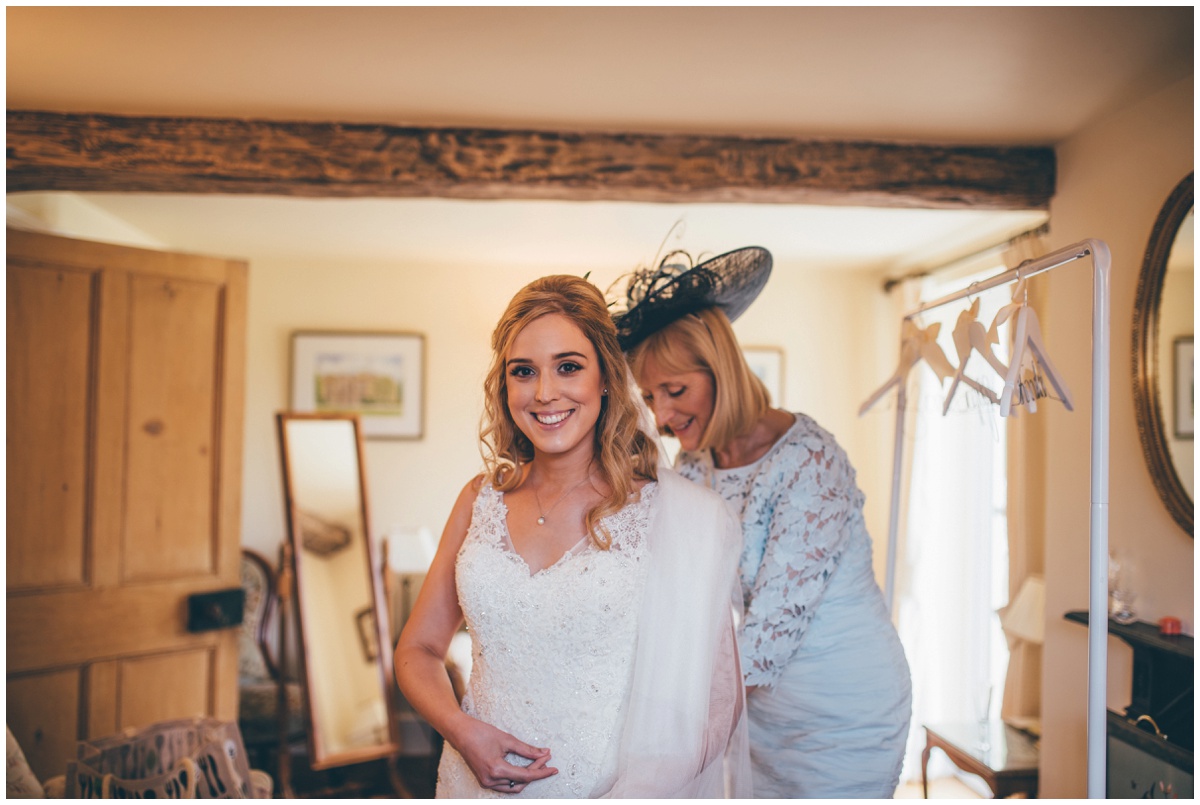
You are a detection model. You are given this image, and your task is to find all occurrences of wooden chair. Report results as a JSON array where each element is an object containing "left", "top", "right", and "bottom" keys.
[{"left": 237, "top": 548, "right": 306, "bottom": 792}]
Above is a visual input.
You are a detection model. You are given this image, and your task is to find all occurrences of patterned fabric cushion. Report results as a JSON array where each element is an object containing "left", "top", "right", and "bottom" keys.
[
  {"left": 238, "top": 557, "right": 273, "bottom": 682},
  {"left": 6, "top": 725, "right": 44, "bottom": 799}
]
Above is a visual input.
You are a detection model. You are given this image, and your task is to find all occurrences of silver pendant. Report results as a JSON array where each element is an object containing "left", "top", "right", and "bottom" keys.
[{"left": 537, "top": 516, "right": 545, "bottom": 526}]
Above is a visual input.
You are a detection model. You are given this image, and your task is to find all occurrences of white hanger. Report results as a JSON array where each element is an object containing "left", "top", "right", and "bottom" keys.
[
  {"left": 859, "top": 319, "right": 956, "bottom": 416},
  {"left": 1000, "top": 301, "right": 1074, "bottom": 416},
  {"left": 942, "top": 296, "right": 1003, "bottom": 414},
  {"left": 987, "top": 274, "right": 1028, "bottom": 343},
  {"left": 916, "top": 321, "right": 957, "bottom": 383},
  {"left": 986, "top": 273, "right": 1074, "bottom": 416}
]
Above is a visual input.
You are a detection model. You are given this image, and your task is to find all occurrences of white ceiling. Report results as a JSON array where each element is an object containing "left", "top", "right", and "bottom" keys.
[{"left": 5, "top": 6, "right": 1190, "bottom": 273}]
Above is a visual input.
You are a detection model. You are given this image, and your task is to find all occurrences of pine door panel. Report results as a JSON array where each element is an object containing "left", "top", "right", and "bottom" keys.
[
  {"left": 124, "top": 275, "right": 222, "bottom": 580},
  {"left": 7, "top": 669, "right": 81, "bottom": 787},
  {"left": 7, "top": 580, "right": 231, "bottom": 669},
  {"left": 6, "top": 264, "right": 95, "bottom": 590},
  {"left": 119, "top": 649, "right": 215, "bottom": 728},
  {"left": 86, "top": 661, "right": 120, "bottom": 738},
  {"left": 6, "top": 229, "right": 247, "bottom": 783}
]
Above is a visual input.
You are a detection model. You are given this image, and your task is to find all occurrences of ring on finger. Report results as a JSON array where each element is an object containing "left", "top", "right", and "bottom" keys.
[{"left": 508, "top": 780, "right": 516, "bottom": 789}]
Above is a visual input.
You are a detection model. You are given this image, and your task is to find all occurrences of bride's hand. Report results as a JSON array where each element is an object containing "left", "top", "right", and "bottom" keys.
[{"left": 452, "top": 718, "right": 558, "bottom": 794}]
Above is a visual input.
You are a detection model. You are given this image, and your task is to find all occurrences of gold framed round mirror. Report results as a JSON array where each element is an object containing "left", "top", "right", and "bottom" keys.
[{"left": 1132, "top": 172, "right": 1193, "bottom": 536}]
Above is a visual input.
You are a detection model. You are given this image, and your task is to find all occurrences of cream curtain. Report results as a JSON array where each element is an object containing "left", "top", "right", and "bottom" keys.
[{"left": 998, "top": 232, "right": 1050, "bottom": 731}]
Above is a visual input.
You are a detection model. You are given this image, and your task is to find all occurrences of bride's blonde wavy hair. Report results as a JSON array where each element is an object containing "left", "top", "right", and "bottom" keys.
[{"left": 481, "top": 275, "right": 659, "bottom": 549}]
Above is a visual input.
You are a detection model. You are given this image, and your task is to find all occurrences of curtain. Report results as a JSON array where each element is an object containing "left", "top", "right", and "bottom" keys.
[
  {"left": 892, "top": 265, "right": 1013, "bottom": 782},
  {"left": 999, "top": 232, "right": 1049, "bottom": 730}
]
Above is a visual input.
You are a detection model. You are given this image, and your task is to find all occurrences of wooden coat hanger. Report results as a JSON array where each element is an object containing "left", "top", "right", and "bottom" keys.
[
  {"left": 942, "top": 296, "right": 1003, "bottom": 414},
  {"left": 859, "top": 319, "right": 955, "bottom": 416}
]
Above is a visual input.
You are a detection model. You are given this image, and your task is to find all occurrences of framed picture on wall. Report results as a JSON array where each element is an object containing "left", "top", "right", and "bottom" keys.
[
  {"left": 290, "top": 331, "right": 425, "bottom": 439},
  {"left": 1174, "top": 335, "right": 1193, "bottom": 440},
  {"left": 742, "top": 346, "right": 785, "bottom": 407}
]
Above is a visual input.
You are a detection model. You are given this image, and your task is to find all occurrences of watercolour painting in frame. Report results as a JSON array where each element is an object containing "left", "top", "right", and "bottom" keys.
[
  {"left": 290, "top": 331, "right": 425, "bottom": 439},
  {"left": 742, "top": 346, "right": 785, "bottom": 408}
]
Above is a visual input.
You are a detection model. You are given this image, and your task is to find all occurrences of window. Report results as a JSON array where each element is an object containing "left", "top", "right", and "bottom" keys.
[{"left": 896, "top": 266, "right": 1011, "bottom": 782}]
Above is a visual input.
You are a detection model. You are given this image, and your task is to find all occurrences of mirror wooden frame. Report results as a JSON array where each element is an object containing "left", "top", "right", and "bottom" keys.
[
  {"left": 275, "top": 411, "right": 401, "bottom": 770},
  {"left": 1132, "top": 172, "right": 1193, "bottom": 536}
]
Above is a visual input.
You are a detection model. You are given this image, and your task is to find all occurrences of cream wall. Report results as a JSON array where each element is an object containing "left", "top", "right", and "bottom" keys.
[
  {"left": 240, "top": 255, "right": 891, "bottom": 575},
  {"left": 735, "top": 265, "right": 903, "bottom": 587},
  {"left": 4, "top": 191, "right": 900, "bottom": 604},
  {"left": 1038, "top": 75, "right": 1193, "bottom": 797}
]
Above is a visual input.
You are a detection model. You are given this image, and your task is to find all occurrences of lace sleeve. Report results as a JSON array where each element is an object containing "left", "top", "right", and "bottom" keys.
[{"left": 740, "top": 438, "right": 855, "bottom": 688}]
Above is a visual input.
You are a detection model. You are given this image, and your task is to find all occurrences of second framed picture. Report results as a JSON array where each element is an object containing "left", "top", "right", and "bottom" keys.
[
  {"left": 1175, "top": 335, "right": 1193, "bottom": 440},
  {"left": 742, "top": 346, "right": 785, "bottom": 408},
  {"left": 290, "top": 331, "right": 425, "bottom": 439}
]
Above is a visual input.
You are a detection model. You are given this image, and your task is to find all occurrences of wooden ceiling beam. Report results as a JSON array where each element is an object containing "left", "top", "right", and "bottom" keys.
[{"left": 7, "top": 110, "right": 1054, "bottom": 210}]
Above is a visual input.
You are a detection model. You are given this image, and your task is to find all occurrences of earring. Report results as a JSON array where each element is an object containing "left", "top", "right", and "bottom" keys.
[{"left": 602, "top": 387, "right": 608, "bottom": 395}]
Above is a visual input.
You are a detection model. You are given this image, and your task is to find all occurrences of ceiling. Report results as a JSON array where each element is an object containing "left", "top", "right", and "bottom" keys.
[{"left": 5, "top": 6, "right": 1190, "bottom": 273}]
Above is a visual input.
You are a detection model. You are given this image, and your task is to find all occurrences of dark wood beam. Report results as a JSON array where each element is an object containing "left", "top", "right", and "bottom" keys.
[{"left": 7, "top": 110, "right": 1054, "bottom": 210}]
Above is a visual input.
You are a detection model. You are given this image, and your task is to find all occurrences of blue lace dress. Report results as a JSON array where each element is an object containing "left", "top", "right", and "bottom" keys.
[{"left": 677, "top": 414, "right": 912, "bottom": 798}]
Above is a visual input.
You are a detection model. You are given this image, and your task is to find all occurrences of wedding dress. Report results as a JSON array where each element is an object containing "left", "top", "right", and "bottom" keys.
[{"left": 436, "top": 469, "right": 750, "bottom": 799}]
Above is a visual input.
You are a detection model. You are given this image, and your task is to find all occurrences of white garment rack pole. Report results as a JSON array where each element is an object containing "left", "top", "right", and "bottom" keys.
[{"left": 881, "top": 239, "right": 1111, "bottom": 798}]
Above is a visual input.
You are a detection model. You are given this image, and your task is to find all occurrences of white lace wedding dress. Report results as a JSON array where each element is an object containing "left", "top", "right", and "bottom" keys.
[{"left": 436, "top": 482, "right": 657, "bottom": 798}]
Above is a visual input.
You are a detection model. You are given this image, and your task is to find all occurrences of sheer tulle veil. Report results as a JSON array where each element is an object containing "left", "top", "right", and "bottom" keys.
[{"left": 595, "top": 370, "right": 752, "bottom": 798}]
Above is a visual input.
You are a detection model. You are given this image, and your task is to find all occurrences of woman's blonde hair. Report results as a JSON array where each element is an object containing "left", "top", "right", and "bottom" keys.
[
  {"left": 481, "top": 275, "right": 659, "bottom": 548},
  {"left": 627, "top": 306, "right": 770, "bottom": 451}
]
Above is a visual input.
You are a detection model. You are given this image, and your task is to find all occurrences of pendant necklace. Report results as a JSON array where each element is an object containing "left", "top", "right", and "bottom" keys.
[{"left": 533, "top": 474, "right": 593, "bottom": 526}]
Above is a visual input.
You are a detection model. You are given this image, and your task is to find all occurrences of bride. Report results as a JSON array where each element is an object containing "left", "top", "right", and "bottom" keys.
[{"left": 394, "top": 275, "right": 750, "bottom": 798}]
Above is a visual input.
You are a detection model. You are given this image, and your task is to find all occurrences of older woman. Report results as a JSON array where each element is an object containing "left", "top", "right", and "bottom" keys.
[
  {"left": 615, "top": 247, "right": 912, "bottom": 798},
  {"left": 396, "top": 274, "right": 750, "bottom": 798}
]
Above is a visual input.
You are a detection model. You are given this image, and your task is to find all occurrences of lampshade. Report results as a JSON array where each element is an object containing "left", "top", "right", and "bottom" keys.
[
  {"left": 1000, "top": 574, "right": 1045, "bottom": 644},
  {"left": 387, "top": 527, "right": 436, "bottom": 574}
]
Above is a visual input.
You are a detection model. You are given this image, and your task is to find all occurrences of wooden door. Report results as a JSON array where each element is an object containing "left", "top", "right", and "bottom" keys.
[{"left": 6, "top": 228, "right": 247, "bottom": 782}]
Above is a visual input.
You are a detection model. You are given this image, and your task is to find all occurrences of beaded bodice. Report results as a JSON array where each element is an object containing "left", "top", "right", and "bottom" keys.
[{"left": 436, "top": 482, "right": 657, "bottom": 798}]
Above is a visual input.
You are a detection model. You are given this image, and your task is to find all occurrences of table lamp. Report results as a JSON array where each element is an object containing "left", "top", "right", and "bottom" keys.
[
  {"left": 1000, "top": 574, "right": 1045, "bottom": 645},
  {"left": 386, "top": 527, "right": 436, "bottom": 627}
]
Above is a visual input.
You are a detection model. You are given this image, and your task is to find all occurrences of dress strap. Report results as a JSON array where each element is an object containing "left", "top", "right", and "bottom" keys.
[{"left": 467, "top": 483, "right": 509, "bottom": 547}]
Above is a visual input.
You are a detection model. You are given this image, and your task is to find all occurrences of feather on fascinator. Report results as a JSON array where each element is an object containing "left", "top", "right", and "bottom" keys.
[{"left": 610, "top": 246, "right": 773, "bottom": 351}]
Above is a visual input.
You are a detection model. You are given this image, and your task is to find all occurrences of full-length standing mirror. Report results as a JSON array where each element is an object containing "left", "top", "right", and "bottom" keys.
[
  {"left": 1133, "top": 172, "right": 1194, "bottom": 536},
  {"left": 276, "top": 412, "right": 399, "bottom": 769}
]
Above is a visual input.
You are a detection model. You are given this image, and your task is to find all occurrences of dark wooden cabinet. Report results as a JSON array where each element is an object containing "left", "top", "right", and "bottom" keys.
[{"left": 1065, "top": 612, "right": 1193, "bottom": 798}]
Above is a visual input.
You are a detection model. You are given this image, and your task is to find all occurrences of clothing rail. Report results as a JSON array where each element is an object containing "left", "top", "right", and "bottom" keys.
[{"left": 880, "top": 239, "right": 1111, "bottom": 797}]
